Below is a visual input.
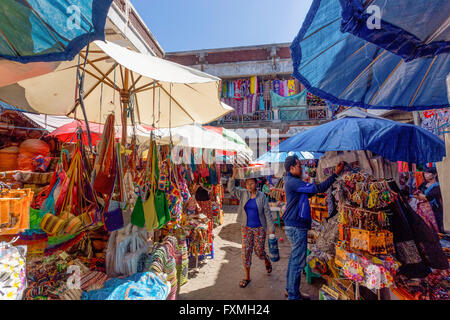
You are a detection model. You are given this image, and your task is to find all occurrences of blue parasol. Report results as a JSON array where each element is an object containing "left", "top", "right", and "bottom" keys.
[
  {"left": 0, "top": 0, "right": 113, "bottom": 63},
  {"left": 290, "top": 0, "right": 450, "bottom": 111},
  {"left": 273, "top": 109, "right": 446, "bottom": 164},
  {"left": 257, "top": 150, "right": 323, "bottom": 163}
]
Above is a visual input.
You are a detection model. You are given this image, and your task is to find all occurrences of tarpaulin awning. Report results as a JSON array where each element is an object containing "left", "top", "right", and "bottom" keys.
[
  {"left": 274, "top": 109, "right": 446, "bottom": 164},
  {"left": 257, "top": 150, "right": 323, "bottom": 163},
  {"left": 0, "top": 40, "right": 233, "bottom": 129},
  {"left": 290, "top": 0, "right": 450, "bottom": 111},
  {"left": 340, "top": 0, "right": 450, "bottom": 62},
  {"left": 0, "top": 0, "right": 113, "bottom": 63}
]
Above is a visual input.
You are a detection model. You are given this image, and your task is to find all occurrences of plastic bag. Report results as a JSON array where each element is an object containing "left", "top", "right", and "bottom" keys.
[{"left": 0, "top": 239, "right": 27, "bottom": 300}]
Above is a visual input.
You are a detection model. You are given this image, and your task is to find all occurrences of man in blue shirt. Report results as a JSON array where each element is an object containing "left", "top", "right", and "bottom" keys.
[{"left": 283, "top": 155, "right": 344, "bottom": 300}]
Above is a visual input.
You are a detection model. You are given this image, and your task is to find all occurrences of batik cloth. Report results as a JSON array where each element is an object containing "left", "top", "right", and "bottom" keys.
[{"left": 287, "top": 80, "right": 296, "bottom": 96}]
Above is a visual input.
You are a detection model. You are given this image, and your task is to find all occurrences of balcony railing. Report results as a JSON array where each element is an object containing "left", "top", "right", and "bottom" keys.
[{"left": 212, "top": 105, "right": 330, "bottom": 125}]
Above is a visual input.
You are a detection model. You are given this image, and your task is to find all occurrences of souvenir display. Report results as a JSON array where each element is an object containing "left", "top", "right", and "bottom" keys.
[{"left": 0, "top": 106, "right": 231, "bottom": 300}]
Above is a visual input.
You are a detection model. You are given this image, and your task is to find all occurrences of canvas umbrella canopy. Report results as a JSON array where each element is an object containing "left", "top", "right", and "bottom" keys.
[
  {"left": 0, "top": 0, "right": 113, "bottom": 63},
  {"left": 21, "top": 112, "right": 153, "bottom": 144},
  {"left": 273, "top": 109, "right": 446, "bottom": 164},
  {"left": 339, "top": 0, "right": 449, "bottom": 62},
  {"left": 0, "top": 40, "right": 234, "bottom": 146},
  {"left": 152, "top": 125, "right": 252, "bottom": 153},
  {"left": 142, "top": 125, "right": 252, "bottom": 163},
  {"left": 290, "top": 0, "right": 450, "bottom": 111},
  {"left": 203, "top": 125, "right": 250, "bottom": 157}
]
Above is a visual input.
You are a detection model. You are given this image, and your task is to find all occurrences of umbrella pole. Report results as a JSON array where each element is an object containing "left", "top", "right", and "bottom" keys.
[{"left": 120, "top": 68, "right": 130, "bottom": 147}]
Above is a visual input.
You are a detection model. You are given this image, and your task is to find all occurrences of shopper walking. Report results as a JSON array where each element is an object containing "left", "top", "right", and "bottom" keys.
[
  {"left": 228, "top": 167, "right": 276, "bottom": 288},
  {"left": 282, "top": 155, "right": 344, "bottom": 300}
]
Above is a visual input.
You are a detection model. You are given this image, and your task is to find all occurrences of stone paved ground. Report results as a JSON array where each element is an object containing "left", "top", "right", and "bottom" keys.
[{"left": 179, "top": 205, "right": 324, "bottom": 300}]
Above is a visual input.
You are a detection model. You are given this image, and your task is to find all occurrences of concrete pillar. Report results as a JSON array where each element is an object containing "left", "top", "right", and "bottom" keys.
[{"left": 272, "top": 108, "right": 280, "bottom": 122}]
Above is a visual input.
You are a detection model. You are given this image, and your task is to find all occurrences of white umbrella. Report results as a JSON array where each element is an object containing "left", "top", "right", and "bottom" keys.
[
  {"left": 0, "top": 40, "right": 233, "bottom": 145},
  {"left": 152, "top": 125, "right": 252, "bottom": 153}
]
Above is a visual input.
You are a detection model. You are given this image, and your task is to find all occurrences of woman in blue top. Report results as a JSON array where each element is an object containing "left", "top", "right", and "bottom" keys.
[{"left": 228, "top": 168, "right": 276, "bottom": 288}]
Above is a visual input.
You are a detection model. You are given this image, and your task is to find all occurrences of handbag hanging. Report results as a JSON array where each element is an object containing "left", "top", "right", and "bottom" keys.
[
  {"left": 104, "top": 208, "right": 124, "bottom": 232},
  {"left": 209, "top": 159, "right": 218, "bottom": 186},
  {"left": 131, "top": 195, "right": 146, "bottom": 228},
  {"left": 154, "top": 144, "right": 170, "bottom": 228},
  {"left": 93, "top": 114, "right": 117, "bottom": 195},
  {"left": 142, "top": 139, "right": 159, "bottom": 231},
  {"left": 102, "top": 148, "right": 124, "bottom": 232}
]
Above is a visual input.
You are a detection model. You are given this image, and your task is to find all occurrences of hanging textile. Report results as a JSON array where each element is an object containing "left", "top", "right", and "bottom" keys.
[
  {"left": 294, "top": 79, "right": 301, "bottom": 94},
  {"left": 233, "top": 80, "right": 242, "bottom": 99},
  {"left": 243, "top": 98, "right": 248, "bottom": 114},
  {"left": 288, "top": 80, "right": 296, "bottom": 96},
  {"left": 389, "top": 182, "right": 449, "bottom": 272},
  {"left": 250, "top": 76, "right": 257, "bottom": 95},
  {"left": 221, "top": 81, "right": 227, "bottom": 98},
  {"left": 263, "top": 80, "right": 271, "bottom": 101},
  {"left": 242, "top": 79, "right": 251, "bottom": 98},
  {"left": 92, "top": 114, "right": 117, "bottom": 196},
  {"left": 270, "top": 89, "right": 307, "bottom": 107},
  {"left": 228, "top": 81, "right": 234, "bottom": 98},
  {"left": 279, "top": 80, "right": 285, "bottom": 97},
  {"left": 398, "top": 161, "right": 409, "bottom": 173},
  {"left": 259, "top": 95, "right": 265, "bottom": 111},
  {"left": 272, "top": 80, "right": 280, "bottom": 95},
  {"left": 251, "top": 94, "right": 258, "bottom": 112}
]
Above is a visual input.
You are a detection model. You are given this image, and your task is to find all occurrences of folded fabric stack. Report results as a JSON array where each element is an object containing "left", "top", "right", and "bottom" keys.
[
  {"left": 80, "top": 270, "right": 109, "bottom": 291},
  {"left": 145, "top": 236, "right": 179, "bottom": 300},
  {"left": 185, "top": 213, "right": 211, "bottom": 258},
  {"left": 176, "top": 236, "right": 189, "bottom": 287},
  {"left": 24, "top": 253, "right": 91, "bottom": 300},
  {"left": 81, "top": 271, "right": 170, "bottom": 300},
  {"left": 395, "top": 269, "right": 449, "bottom": 300}
]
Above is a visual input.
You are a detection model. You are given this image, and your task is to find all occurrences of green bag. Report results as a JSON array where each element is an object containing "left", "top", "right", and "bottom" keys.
[
  {"left": 29, "top": 207, "right": 45, "bottom": 230},
  {"left": 131, "top": 196, "right": 146, "bottom": 228},
  {"left": 153, "top": 144, "right": 170, "bottom": 228},
  {"left": 154, "top": 189, "right": 170, "bottom": 228}
]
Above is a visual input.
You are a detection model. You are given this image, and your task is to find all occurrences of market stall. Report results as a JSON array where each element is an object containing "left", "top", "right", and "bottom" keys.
[
  {"left": 0, "top": 106, "right": 252, "bottom": 300},
  {"left": 260, "top": 109, "right": 448, "bottom": 300}
]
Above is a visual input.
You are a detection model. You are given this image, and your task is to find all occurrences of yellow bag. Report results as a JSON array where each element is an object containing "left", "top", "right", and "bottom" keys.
[
  {"left": 40, "top": 213, "right": 66, "bottom": 236},
  {"left": 334, "top": 242, "right": 348, "bottom": 268},
  {"left": 61, "top": 212, "right": 83, "bottom": 235},
  {"left": 143, "top": 190, "right": 158, "bottom": 231}
]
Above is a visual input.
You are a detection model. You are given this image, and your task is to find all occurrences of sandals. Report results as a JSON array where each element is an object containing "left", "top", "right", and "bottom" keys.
[{"left": 239, "top": 279, "right": 251, "bottom": 288}]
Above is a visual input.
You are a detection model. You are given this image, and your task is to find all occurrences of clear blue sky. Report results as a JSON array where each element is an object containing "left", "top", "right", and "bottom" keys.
[{"left": 130, "top": 0, "right": 313, "bottom": 53}]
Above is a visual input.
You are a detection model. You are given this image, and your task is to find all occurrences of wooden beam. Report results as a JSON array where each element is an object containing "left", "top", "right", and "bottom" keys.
[
  {"left": 158, "top": 84, "right": 195, "bottom": 122},
  {"left": 79, "top": 53, "right": 119, "bottom": 90}
]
